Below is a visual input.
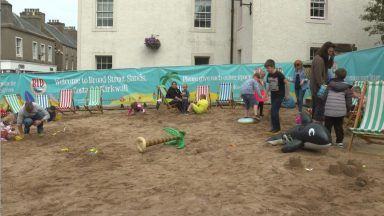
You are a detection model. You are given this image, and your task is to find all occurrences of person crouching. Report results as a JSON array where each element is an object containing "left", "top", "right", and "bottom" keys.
[{"left": 16, "top": 101, "right": 50, "bottom": 137}]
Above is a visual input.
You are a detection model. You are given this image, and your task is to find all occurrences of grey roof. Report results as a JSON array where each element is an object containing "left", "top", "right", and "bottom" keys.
[
  {"left": 44, "top": 24, "right": 77, "bottom": 48},
  {"left": 9, "top": 13, "right": 53, "bottom": 39}
]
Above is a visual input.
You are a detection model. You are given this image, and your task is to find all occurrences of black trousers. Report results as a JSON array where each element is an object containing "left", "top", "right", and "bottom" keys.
[
  {"left": 258, "top": 102, "right": 264, "bottom": 116},
  {"left": 324, "top": 116, "right": 344, "bottom": 143}
]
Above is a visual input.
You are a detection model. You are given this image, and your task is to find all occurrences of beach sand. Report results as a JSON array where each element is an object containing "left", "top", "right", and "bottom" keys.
[{"left": 2, "top": 106, "right": 384, "bottom": 215}]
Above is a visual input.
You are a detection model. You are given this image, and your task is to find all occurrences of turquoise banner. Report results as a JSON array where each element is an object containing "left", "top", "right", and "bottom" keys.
[{"left": 0, "top": 63, "right": 294, "bottom": 107}]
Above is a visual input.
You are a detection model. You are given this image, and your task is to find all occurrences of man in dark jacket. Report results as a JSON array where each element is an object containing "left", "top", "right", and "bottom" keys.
[
  {"left": 324, "top": 68, "right": 352, "bottom": 148},
  {"left": 310, "top": 42, "right": 336, "bottom": 122},
  {"left": 166, "top": 81, "right": 183, "bottom": 112}
]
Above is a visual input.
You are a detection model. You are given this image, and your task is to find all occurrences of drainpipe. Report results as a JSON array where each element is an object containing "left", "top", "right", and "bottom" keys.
[{"left": 230, "top": 0, "right": 234, "bottom": 64}]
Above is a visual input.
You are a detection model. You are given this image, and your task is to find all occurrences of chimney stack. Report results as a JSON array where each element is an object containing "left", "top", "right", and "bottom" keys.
[
  {"left": 1, "top": 0, "right": 13, "bottom": 24},
  {"left": 48, "top": 19, "right": 65, "bottom": 33},
  {"left": 64, "top": 26, "right": 77, "bottom": 41},
  {"left": 20, "top": 8, "right": 46, "bottom": 31}
]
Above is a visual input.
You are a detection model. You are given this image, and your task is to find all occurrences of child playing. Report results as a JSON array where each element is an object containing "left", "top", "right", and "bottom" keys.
[
  {"left": 187, "top": 94, "right": 209, "bottom": 114},
  {"left": 181, "top": 84, "right": 190, "bottom": 114},
  {"left": 254, "top": 68, "right": 267, "bottom": 118},
  {"left": 324, "top": 68, "right": 352, "bottom": 148},
  {"left": 265, "top": 59, "right": 290, "bottom": 134},
  {"left": 128, "top": 102, "right": 146, "bottom": 116},
  {"left": 241, "top": 71, "right": 265, "bottom": 120},
  {"left": 1, "top": 114, "right": 17, "bottom": 141}
]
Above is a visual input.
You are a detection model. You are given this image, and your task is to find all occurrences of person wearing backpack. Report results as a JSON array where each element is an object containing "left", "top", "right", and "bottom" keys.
[{"left": 324, "top": 68, "right": 352, "bottom": 148}]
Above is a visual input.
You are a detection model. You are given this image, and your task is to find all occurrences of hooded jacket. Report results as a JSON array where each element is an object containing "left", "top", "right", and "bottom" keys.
[{"left": 324, "top": 78, "right": 352, "bottom": 117}]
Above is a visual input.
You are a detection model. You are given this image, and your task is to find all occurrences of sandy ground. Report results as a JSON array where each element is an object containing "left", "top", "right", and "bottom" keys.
[{"left": 1, "top": 106, "right": 384, "bottom": 216}]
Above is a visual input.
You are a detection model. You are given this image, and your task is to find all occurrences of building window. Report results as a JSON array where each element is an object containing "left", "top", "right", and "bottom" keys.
[
  {"left": 310, "top": 0, "right": 326, "bottom": 19},
  {"left": 310, "top": 47, "right": 320, "bottom": 60},
  {"left": 15, "top": 37, "right": 23, "bottom": 57},
  {"left": 96, "top": 0, "right": 113, "bottom": 27},
  {"left": 48, "top": 46, "right": 53, "bottom": 62},
  {"left": 96, "top": 56, "right": 112, "bottom": 69},
  {"left": 194, "top": 0, "right": 212, "bottom": 28},
  {"left": 194, "top": 56, "right": 210, "bottom": 65},
  {"left": 32, "top": 41, "right": 38, "bottom": 60},
  {"left": 40, "top": 44, "right": 46, "bottom": 61}
]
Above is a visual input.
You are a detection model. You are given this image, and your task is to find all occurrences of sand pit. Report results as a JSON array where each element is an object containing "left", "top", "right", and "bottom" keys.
[{"left": 2, "top": 107, "right": 384, "bottom": 215}]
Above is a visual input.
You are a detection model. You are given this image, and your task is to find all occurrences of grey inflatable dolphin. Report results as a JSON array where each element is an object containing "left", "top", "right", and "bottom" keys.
[{"left": 266, "top": 113, "right": 332, "bottom": 153}]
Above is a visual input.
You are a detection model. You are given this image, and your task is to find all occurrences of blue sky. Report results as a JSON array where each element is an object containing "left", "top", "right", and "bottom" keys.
[{"left": 8, "top": 0, "right": 77, "bottom": 27}]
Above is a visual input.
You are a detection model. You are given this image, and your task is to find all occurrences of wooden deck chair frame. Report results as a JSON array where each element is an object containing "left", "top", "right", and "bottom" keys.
[
  {"left": 216, "top": 83, "right": 234, "bottom": 108},
  {"left": 348, "top": 81, "right": 384, "bottom": 151},
  {"left": 3, "top": 94, "right": 23, "bottom": 114},
  {"left": 195, "top": 85, "right": 211, "bottom": 108},
  {"left": 57, "top": 89, "right": 76, "bottom": 114},
  {"left": 156, "top": 86, "right": 179, "bottom": 110},
  {"left": 84, "top": 87, "right": 103, "bottom": 114},
  {"left": 346, "top": 81, "right": 366, "bottom": 125},
  {"left": 35, "top": 94, "right": 50, "bottom": 110}
]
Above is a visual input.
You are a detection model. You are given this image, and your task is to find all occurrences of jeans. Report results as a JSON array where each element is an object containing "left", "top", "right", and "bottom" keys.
[
  {"left": 312, "top": 95, "right": 325, "bottom": 122},
  {"left": 271, "top": 96, "right": 283, "bottom": 131},
  {"left": 324, "top": 116, "right": 344, "bottom": 143},
  {"left": 181, "top": 99, "right": 189, "bottom": 113},
  {"left": 23, "top": 111, "right": 45, "bottom": 134},
  {"left": 295, "top": 88, "right": 306, "bottom": 112}
]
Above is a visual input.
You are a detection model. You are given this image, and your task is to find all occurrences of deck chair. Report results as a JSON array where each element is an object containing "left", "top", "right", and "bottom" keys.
[
  {"left": 156, "top": 86, "right": 178, "bottom": 110},
  {"left": 57, "top": 89, "right": 76, "bottom": 114},
  {"left": 348, "top": 81, "right": 384, "bottom": 151},
  {"left": 347, "top": 81, "right": 366, "bottom": 125},
  {"left": 216, "top": 83, "right": 234, "bottom": 108},
  {"left": 35, "top": 94, "right": 50, "bottom": 110},
  {"left": 84, "top": 87, "right": 103, "bottom": 114},
  {"left": 4, "top": 94, "right": 22, "bottom": 114},
  {"left": 196, "top": 85, "right": 211, "bottom": 107},
  {"left": 177, "top": 85, "right": 183, "bottom": 92}
]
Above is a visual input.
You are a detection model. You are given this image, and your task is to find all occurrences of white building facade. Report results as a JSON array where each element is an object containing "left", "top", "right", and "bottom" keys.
[{"left": 78, "top": 0, "right": 380, "bottom": 70}]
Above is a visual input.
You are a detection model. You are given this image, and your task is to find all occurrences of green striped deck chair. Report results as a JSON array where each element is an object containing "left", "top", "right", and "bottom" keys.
[
  {"left": 4, "top": 94, "right": 22, "bottom": 114},
  {"left": 216, "top": 83, "right": 234, "bottom": 108},
  {"left": 35, "top": 94, "right": 50, "bottom": 110},
  {"left": 156, "top": 86, "right": 176, "bottom": 110},
  {"left": 348, "top": 81, "right": 384, "bottom": 151},
  {"left": 85, "top": 87, "right": 103, "bottom": 113},
  {"left": 351, "top": 81, "right": 365, "bottom": 106}
]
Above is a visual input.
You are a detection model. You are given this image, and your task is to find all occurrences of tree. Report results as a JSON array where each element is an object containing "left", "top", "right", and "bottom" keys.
[{"left": 360, "top": 0, "right": 384, "bottom": 44}]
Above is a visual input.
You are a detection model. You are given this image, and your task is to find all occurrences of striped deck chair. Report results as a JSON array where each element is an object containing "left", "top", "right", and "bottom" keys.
[
  {"left": 216, "top": 83, "right": 234, "bottom": 108},
  {"left": 177, "top": 85, "right": 183, "bottom": 92},
  {"left": 85, "top": 87, "right": 103, "bottom": 114},
  {"left": 4, "top": 94, "right": 22, "bottom": 114},
  {"left": 347, "top": 81, "right": 366, "bottom": 125},
  {"left": 348, "top": 81, "right": 384, "bottom": 151},
  {"left": 196, "top": 85, "right": 211, "bottom": 108},
  {"left": 57, "top": 89, "right": 76, "bottom": 114},
  {"left": 35, "top": 94, "right": 50, "bottom": 110}
]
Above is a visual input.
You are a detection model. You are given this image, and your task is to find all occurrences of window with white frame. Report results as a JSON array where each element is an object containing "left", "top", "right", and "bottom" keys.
[
  {"left": 310, "top": 47, "right": 320, "bottom": 60},
  {"left": 194, "top": 0, "right": 212, "bottom": 28},
  {"left": 15, "top": 37, "right": 23, "bottom": 57},
  {"left": 96, "top": 56, "right": 112, "bottom": 69},
  {"left": 96, "top": 0, "right": 113, "bottom": 27},
  {"left": 48, "top": 46, "right": 53, "bottom": 62},
  {"left": 40, "top": 44, "right": 46, "bottom": 61},
  {"left": 310, "top": 0, "right": 326, "bottom": 19},
  {"left": 32, "top": 41, "right": 38, "bottom": 60}
]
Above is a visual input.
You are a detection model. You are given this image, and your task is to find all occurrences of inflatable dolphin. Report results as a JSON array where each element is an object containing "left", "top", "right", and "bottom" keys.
[{"left": 267, "top": 113, "right": 332, "bottom": 153}]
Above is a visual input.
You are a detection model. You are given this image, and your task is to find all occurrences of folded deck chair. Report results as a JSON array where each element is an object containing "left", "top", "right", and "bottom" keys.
[
  {"left": 216, "top": 83, "right": 234, "bottom": 108},
  {"left": 348, "top": 81, "right": 384, "bottom": 151},
  {"left": 57, "top": 89, "right": 76, "bottom": 114},
  {"left": 347, "top": 81, "right": 366, "bottom": 125},
  {"left": 85, "top": 87, "right": 103, "bottom": 114},
  {"left": 35, "top": 94, "right": 50, "bottom": 110},
  {"left": 4, "top": 94, "right": 22, "bottom": 114},
  {"left": 196, "top": 85, "right": 211, "bottom": 108}
]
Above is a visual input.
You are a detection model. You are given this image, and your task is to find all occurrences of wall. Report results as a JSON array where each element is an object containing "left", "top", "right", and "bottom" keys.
[
  {"left": 78, "top": 0, "right": 232, "bottom": 70},
  {"left": 234, "top": 0, "right": 254, "bottom": 64},
  {"left": 251, "top": 0, "right": 380, "bottom": 63},
  {"left": 1, "top": 27, "right": 56, "bottom": 64}
]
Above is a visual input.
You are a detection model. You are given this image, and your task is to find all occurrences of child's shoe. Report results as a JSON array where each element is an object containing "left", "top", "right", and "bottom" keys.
[{"left": 336, "top": 143, "right": 344, "bottom": 148}]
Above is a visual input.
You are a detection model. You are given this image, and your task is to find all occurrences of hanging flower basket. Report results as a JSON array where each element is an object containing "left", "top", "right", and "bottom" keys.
[{"left": 144, "top": 35, "right": 161, "bottom": 50}]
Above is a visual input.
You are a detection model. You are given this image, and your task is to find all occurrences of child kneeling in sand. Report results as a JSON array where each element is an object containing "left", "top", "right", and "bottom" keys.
[
  {"left": 1, "top": 114, "right": 17, "bottom": 141},
  {"left": 187, "top": 94, "right": 209, "bottom": 114},
  {"left": 128, "top": 102, "right": 146, "bottom": 116}
]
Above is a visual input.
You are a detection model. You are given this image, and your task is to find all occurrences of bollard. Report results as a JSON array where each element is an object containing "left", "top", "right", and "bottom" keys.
[{"left": 136, "top": 127, "right": 185, "bottom": 153}]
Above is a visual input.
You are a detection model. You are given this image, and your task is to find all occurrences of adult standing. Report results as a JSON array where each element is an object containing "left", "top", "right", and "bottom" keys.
[
  {"left": 17, "top": 101, "right": 50, "bottom": 137},
  {"left": 292, "top": 60, "right": 309, "bottom": 113},
  {"left": 310, "top": 41, "right": 336, "bottom": 122},
  {"left": 166, "top": 81, "right": 183, "bottom": 112}
]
